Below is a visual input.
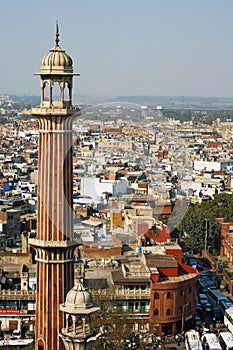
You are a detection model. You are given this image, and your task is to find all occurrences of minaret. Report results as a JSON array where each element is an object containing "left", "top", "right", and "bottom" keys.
[{"left": 29, "top": 23, "right": 80, "bottom": 350}]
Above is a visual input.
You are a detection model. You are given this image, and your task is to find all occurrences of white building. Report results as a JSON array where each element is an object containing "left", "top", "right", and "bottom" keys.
[
  {"left": 193, "top": 160, "right": 233, "bottom": 172},
  {"left": 80, "top": 177, "right": 128, "bottom": 205}
]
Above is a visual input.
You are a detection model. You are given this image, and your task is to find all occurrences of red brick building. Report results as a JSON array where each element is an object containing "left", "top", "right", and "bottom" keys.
[
  {"left": 89, "top": 244, "right": 198, "bottom": 337},
  {"left": 215, "top": 218, "right": 233, "bottom": 293},
  {"left": 216, "top": 218, "right": 233, "bottom": 261},
  {"left": 144, "top": 222, "right": 170, "bottom": 244},
  {"left": 147, "top": 253, "right": 198, "bottom": 335}
]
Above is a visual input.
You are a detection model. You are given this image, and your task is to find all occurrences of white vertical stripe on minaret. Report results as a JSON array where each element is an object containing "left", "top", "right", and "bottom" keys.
[
  {"left": 64, "top": 122, "right": 67, "bottom": 240},
  {"left": 52, "top": 129, "right": 55, "bottom": 241},
  {"left": 57, "top": 121, "right": 61, "bottom": 240},
  {"left": 40, "top": 120, "right": 43, "bottom": 240},
  {"left": 67, "top": 118, "right": 71, "bottom": 239},
  {"left": 57, "top": 264, "right": 60, "bottom": 350},
  {"left": 59, "top": 121, "right": 62, "bottom": 239},
  {"left": 51, "top": 263, "right": 54, "bottom": 347},
  {"left": 38, "top": 119, "right": 43, "bottom": 239},
  {"left": 46, "top": 263, "right": 49, "bottom": 348},
  {"left": 46, "top": 128, "right": 49, "bottom": 241}
]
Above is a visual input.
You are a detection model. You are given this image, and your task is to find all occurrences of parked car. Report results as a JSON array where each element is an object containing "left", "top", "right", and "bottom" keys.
[
  {"left": 10, "top": 330, "right": 21, "bottom": 339},
  {"left": 3, "top": 328, "right": 11, "bottom": 340},
  {"left": 198, "top": 278, "right": 215, "bottom": 292},
  {"left": 25, "top": 331, "right": 34, "bottom": 339},
  {"left": 196, "top": 298, "right": 202, "bottom": 311},
  {"left": 199, "top": 293, "right": 209, "bottom": 305},
  {"left": 195, "top": 315, "right": 202, "bottom": 326},
  {"left": 212, "top": 307, "right": 222, "bottom": 321},
  {"left": 204, "top": 303, "right": 212, "bottom": 313},
  {"left": 199, "top": 270, "right": 211, "bottom": 278},
  {"left": 201, "top": 195, "right": 212, "bottom": 201}
]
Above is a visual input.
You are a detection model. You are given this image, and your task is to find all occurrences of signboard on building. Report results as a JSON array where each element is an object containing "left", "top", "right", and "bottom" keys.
[{"left": 0, "top": 310, "right": 20, "bottom": 315}]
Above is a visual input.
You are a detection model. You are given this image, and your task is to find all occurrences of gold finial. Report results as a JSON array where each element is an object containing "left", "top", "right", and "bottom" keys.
[{"left": 55, "top": 21, "right": 59, "bottom": 46}]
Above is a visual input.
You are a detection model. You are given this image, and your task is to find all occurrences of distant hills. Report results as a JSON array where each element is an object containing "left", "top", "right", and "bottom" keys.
[
  {"left": 114, "top": 95, "right": 233, "bottom": 109},
  {"left": 2, "top": 94, "right": 233, "bottom": 110}
]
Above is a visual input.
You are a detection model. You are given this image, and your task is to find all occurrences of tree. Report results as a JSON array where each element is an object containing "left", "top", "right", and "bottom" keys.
[
  {"left": 91, "top": 287, "right": 140, "bottom": 350},
  {"left": 174, "top": 193, "right": 233, "bottom": 253}
]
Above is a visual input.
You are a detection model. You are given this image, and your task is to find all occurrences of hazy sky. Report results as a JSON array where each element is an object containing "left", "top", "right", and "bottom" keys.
[{"left": 1, "top": 0, "right": 233, "bottom": 98}]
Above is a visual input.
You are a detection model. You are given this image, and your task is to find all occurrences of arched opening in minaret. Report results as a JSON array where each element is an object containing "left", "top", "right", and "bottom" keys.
[
  {"left": 68, "top": 315, "right": 72, "bottom": 332},
  {"left": 53, "top": 82, "right": 60, "bottom": 101},
  {"left": 43, "top": 82, "right": 49, "bottom": 101},
  {"left": 64, "top": 81, "right": 70, "bottom": 102}
]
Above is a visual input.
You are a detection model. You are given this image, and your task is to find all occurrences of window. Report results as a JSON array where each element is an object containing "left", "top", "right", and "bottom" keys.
[
  {"left": 68, "top": 315, "right": 72, "bottom": 329},
  {"left": 52, "top": 82, "right": 60, "bottom": 101},
  {"left": 189, "top": 286, "right": 192, "bottom": 293},
  {"left": 166, "top": 309, "right": 171, "bottom": 316},
  {"left": 154, "top": 309, "right": 158, "bottom": 316},
  {"left": 140, "top": 302, "right": 146, "bottom": 311},
  {"left": 167, "top": 292, "right": 171, "bottom": 299},
  {"left": 179, "top": 290, "right": 184, "bottom": 296},
  {"left": 154, "top": 292, "right": 159, "bottom": 300},
  {"left": 117, "top": 303, "right": 122, "bottom": 311},
  {"left": 43, "top": 81, "right": 49, "bottom": 101},
  {"left": 64, "top": 81, "right": 70, "bottom": 101},
  {"left": 128, "top": 302, "right": 133, "bottom": 310}
]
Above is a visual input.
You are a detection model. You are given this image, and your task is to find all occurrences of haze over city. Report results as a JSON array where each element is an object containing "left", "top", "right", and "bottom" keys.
[
  {"left": 1, "top": 0, "right": 233, "bottom": 99},
  {"left": 3, "top": 2, "right": 233, "bottom": 348}
]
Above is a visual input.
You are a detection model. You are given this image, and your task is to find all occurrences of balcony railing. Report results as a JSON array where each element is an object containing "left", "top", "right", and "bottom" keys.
[
  {"left": 0, "top": 289, "right": 36, "bottom": 300},
  {"left": 92, "top": 287, "right": 150, "bottom": 300}
]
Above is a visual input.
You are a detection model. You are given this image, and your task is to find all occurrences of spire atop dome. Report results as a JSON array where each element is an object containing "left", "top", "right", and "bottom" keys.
[{"left": 56, "top": 21, "right": 60, "bottom": 46}]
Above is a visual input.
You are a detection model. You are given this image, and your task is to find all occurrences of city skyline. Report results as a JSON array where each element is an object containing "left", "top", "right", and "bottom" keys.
[{"left": 1, "top": 0, "right": 233, "bottom": 99}]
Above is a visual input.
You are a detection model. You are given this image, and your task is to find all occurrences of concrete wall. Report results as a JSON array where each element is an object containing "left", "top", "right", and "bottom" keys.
[
  {"left": 83, "top": 245, "right": 122, "bottom": 259},
  {"left": 0, "top": 253, "right": 32, "bottom": 264}
]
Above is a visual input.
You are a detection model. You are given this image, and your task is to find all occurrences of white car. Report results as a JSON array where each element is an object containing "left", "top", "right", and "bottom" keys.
[{"left": 10, "top": 330, "right": 21, "bottom": 339}]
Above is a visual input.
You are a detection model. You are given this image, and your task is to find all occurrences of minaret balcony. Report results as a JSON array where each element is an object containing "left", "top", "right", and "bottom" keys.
[
  {"left": 31, "top": 106, "right": 80, "bottom": 116},
  {"left": 29, "top": 238, "right": 77, "bottom": 248}
]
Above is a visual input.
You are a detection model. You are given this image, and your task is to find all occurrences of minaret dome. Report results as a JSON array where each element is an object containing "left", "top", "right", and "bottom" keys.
[
  {"left": 34, "top": 22, "right": 79, "bottom": 109},
  {"left": 40, "top": 23, "right": 74, "bottom": 75}
]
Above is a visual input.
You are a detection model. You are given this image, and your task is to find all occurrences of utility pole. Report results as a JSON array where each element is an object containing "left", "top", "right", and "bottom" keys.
[
  {"left": 203, "top": 218, "right": 209, "bottom": 266},
  {"left": 204, "top": 218, "right": 209, "bottom": 263},
  {"left": 181, "top": 304, "right": 189, "bottom": 333}
]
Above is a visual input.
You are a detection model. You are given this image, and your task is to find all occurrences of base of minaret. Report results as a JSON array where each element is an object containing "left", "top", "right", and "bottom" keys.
[{"left": 29, "top": 238, "right": 78, "bottom": 350}]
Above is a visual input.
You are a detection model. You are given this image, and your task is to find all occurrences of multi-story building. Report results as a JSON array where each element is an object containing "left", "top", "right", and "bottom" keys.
[
  {"left": 85, "top": 242, "right": 198, "bottom": 337},
  {"left": 215, "top": 218, "right": 233, "bottom": 293},
  {"left": 147, "top": 251, "right": 198, "bottom": 335},
  {"left": 0, "top": 206, "right": 21, "bottom": 245},
  {"left": 80, "top": 177, "right": 128, "bottom": 205},
  {"left": 0, "top": 257, "right": 36, "bottom": 335}
]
